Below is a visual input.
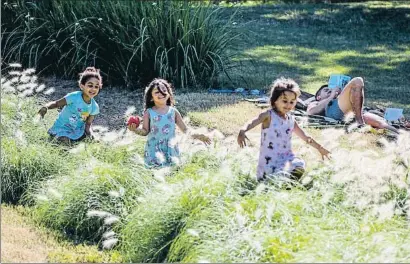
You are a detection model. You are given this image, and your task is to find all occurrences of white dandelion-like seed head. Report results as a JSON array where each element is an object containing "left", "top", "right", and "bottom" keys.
[
  {"left": 43, "top": 87, "right": 55, "bottom": 95},
  {"left": 108, "top": 190, "right": 120, "bottom": 198},
  {"left": 102, "top": 238, "right": 118, "bottom": 250},
  {"left": 155, "top": 151, "right": 166, "bottom": 164},
  {"left": 35, "top": 84, "right": 46, "bottom": 93},
  {"left": 86, "top": 210, "right": 112, "bottom": 218},
  {"left": 124, "top": 106, "right": 136, "bottom": 117},
  {"left": 186, "top": 229, "right": 199, "bottom": 237},
  {"left": 22, "top": 68, "right": 36, "bottom": 75},
  {"left": 104, "top": 215, "right": 120, "bottom": 225},
  {"left": 102, "top": 230, "right": 116, "bottom": 239},
  {"left": 9, "top": 63, "right": 22, "bottom": 68}
]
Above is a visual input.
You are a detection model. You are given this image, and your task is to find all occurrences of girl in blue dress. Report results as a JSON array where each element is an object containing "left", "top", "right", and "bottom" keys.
[
  {"left": 127, "top": 78, "right": 211, "bottom": 168},
  {"left": 38, "top": 67, "right": 102, "bottom": 144}
]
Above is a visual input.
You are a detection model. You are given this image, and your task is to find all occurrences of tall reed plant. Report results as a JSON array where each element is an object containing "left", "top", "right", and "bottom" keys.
[{"left": 2, "top": 0, "right": 236, "bottom": 89}]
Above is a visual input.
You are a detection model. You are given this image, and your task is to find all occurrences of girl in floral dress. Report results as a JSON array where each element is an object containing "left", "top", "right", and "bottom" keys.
[
  {"left": 128, "top": 78, "right": 211, "bottom": 167},
  {"left": 237, "top": 77, "right": 331, "bottom": 181}
]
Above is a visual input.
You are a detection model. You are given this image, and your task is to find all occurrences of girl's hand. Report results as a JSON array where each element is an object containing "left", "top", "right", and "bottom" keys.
[
  {"left": 237, "top": 130, "right": 249, "bottom": 148},
  {"left": 127, "top": 123, "right": 138, "bottom": 132},
  {"left": 196, "top": 134, "right": 211, "bottom": 145},
  {"left": 318, "top": 146, "right": 331, "bottom": 160},
  {"left": 128, "top": 124, "right": 147, "bottom": 136},
  {"left": 38, "top": 106, "right": 47, "bottom": 118},
  {"left": 85, "top": 133, "right": 95, "bottom": 140}
]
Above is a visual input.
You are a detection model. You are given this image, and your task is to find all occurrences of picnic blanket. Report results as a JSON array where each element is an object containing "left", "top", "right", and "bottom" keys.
[{"left": 244, "top": 91, "right": 409, "bottom": 133}]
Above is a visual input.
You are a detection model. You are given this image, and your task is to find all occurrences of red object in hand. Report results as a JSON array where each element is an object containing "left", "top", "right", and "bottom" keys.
[{"left": 127, "top": 115, "right": 141, "bottom": 127}]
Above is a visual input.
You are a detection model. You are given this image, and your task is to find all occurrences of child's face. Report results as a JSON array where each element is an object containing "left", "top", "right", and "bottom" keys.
[
  {"left": 274, "top": 91, "right": 297, "bottom": 114},
  {"left": 151, "top": 86, "right": 170, "bottom": 106},
  {"left": 80, "top": 77, "right": 101, "bottom": 99}
]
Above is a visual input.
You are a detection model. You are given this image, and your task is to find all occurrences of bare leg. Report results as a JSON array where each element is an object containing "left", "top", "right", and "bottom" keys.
[
  {"left": 337, "top": 77, "right": 365, "bottom": 125},
  {"left": 363, "top": 112, "right": 399, "bottom": 133},
  {"left": 57, "top": 136, "right": 71, "bottom": 145},
  {"left": 290, "top": 167, "right": 305, "bottom": 181}
]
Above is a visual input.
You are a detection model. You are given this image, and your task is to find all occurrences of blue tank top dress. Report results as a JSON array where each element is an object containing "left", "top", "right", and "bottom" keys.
[{"left": 144, "top": 107, "right": 180, "bottom": 168}]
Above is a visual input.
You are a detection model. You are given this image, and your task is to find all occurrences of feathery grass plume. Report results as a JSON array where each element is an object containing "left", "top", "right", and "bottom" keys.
[
  {"left": 87, "top": 210, "right": 112, "bottom": 219},
  {"left": 8, "top": 70, "right": 21, "bottom": 76},
  {"left": 102, "top": 238, "right": 119, "bottom": 250},
  {"left": 43, "top": 87, "right": 55, "bottom": 95},
  {"left": 120, "top": 182, "right": 187, "bottom": 263},
  {"left": 32, "top": 157, "right": 153, "bottom": 243},
  {"left": 120, "top": 142, "right": 242, "bottom": 262},
  {"left": 104, "top": 216, "right": 120, "bottom": 225},
  {"left": 19, "top": 75, "right": 31, "bottom": 83},
  {"left": 1, "top": 91, "right": 72, "bottom": 204},
  {"left": 108, "top": 191, "right": 120, "bottom": 198},
  {"left": 124, "top": 106, "right": 136, "bottom": 117},
  {"left": 9, "top": 63, "right": 22, "bottom": 68},
  {"left": 102, "top": 230, "right": 116, "bottom": 239}
]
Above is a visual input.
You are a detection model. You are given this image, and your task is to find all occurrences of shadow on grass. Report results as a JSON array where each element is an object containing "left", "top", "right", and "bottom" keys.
[{"left": 213, "top": 2, "right": 410, "bottom": 115}]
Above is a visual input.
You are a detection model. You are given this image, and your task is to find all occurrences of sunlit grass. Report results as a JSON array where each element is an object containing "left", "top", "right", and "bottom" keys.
[{"left": 219, "top": 1, "right": 410, "bottom": 117}]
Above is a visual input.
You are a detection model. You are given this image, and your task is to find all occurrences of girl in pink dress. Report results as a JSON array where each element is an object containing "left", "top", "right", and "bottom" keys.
[{"left": 237, "top": 77, "right": 331, "bottom": 181}]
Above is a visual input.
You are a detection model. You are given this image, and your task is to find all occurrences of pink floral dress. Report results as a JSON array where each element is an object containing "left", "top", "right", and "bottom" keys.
[{"left": 256, "top": 110, "right": 305, "bottom": 180}]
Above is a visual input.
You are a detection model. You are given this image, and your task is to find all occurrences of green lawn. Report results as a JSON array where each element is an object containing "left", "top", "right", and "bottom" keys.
[{"left": 214, "top": 1, "right": 410, "bottom": 117}]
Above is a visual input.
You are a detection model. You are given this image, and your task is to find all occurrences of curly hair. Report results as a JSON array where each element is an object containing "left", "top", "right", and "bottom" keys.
[
  {"left": 78, "top": 67, "right": 102, "bottom": 88},
  {"left": 143, "top": 78, "right": 175, "bottom": 110},
  {"left": 269, "top": 77, "right": 301, "bottom": 108}
]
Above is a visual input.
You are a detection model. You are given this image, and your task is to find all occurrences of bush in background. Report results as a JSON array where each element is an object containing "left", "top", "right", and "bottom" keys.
[{"left": 1, "top": 0, "right": 236, "bottom": 89}]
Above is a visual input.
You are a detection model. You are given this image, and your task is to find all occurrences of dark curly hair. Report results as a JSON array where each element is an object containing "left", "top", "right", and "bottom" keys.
[
  {"left": 269, "top": 77, "right": 301, "bottom": 108},
  {"left": 78, "top": 67, "right": 102, "bottom": 88},
  {"left": 143, "top": 78, "right": 175, "bottom": 110}
]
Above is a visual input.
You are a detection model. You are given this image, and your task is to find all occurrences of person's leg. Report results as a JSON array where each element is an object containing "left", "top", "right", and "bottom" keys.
[
  {"left": 57, "top": 136, "right": 71, "bottom": 145},
  {"left": 363, "top": 112, "right": 399, "bottom": 133},
  {"left": 290, "top": 167, "right": 305, "bottom": 181},
  {"left": 337, "top": 77, "right": 365, "bottom": 125}
]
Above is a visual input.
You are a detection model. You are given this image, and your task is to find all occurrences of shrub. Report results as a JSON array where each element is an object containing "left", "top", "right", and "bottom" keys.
[
  {"left": 31, "top": 160, "right": 153, "bottom": 243},
  {"left": 1, "top": 90, "right": 71, "bottom": 204},
  {"left": 1, "top": 137, "right": 70, "bottom": 204},
  {"left": 1, "top": 0, "right": 236, "bottom": 89}
]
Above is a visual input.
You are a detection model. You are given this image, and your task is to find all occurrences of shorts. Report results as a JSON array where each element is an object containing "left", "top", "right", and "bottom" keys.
[{"left": 325, "top": 99, "right": 345, "bottom": 121}]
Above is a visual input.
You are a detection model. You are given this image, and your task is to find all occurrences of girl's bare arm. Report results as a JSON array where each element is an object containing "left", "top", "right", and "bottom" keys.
[
  {"left": 237, "top": 111, "right": 270, "bottom": 148},
  {"left": 38, "top": 97, "right": 67, "bottom": 117},
  {"left": 85, "top": 115, "right": 95, "bottom": 136},
  {"left": 293, "top": 122, "right": 330, "bottom": 160},
  {"left": 175, "top": 109, "right": 211, "bottom": 144}
]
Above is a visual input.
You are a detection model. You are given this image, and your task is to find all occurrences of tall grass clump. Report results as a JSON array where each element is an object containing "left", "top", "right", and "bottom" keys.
[
  {"left": 119, "top": 138, "right": 258, "bottom": 262},
  {"left": 31, "top": 158, "right": 154, "bottom": 243},
  {"left": 161, "top": 132, "right": 410, "bottom": 262},
  {"left": 1, "top": 76, "right": 72, "bottom": 203},
  {"left": 1, "top": 137, "right": 71, "bottom": 204},
  {"left": 2, "top": 0, "right": 236, "bottom": 88}
]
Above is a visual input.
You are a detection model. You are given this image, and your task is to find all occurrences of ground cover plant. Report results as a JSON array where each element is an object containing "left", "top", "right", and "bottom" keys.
[{"left": 1, "top": 1, "right": 410, "bottom": 262}]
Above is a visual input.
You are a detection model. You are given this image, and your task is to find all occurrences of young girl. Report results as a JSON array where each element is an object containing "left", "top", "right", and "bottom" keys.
[
  {"left": 38, "top": 67, "right": 102, "bottom": 143},
  {"left": 128, "top": 78, "right": 211, "bottom": 167},
  {"left": 237, "top": 77, "right": 331, "bottom": 181}
]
